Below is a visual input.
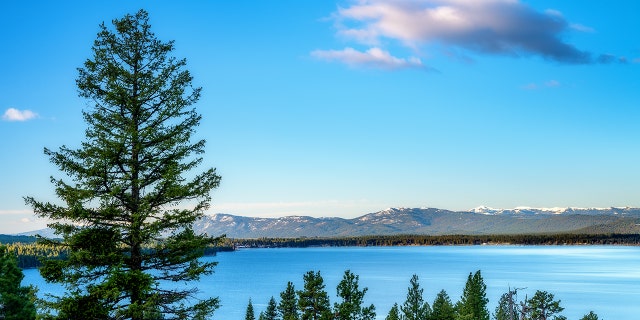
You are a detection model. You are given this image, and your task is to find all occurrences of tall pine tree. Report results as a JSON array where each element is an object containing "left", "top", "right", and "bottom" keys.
[
  {"left": 25, "top": 9, "right": 221, "bottom": 319},
  {"left": 456, "top": 270, "right": 489, "bottom": 320},
  {"left": 400, "top": 274, "right": 431, "bottom": 320},
  {"left": 259, "top": 296, "right": 278, "bottom": 320},
  {"left": 430, "top": 289, "right": 455, "bottom": 320},
  {"left": 279, "top": 281, "right": 299, "bottom": 320},
  {"left": 297, "top": 270, "right": 332, "bottom": 320},
  {"left": 334, "top": 270, "right": 376, "bottom": 320},
  {"left": 524, "top": 290, "right": 566, "bottom": 320}
]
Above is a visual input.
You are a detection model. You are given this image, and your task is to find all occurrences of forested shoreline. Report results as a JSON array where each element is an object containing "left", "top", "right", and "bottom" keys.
[
  {"left": 228, "top": 233, "right": 640, "bottom": 249},
  {"left": 3, "top": 233, "right": 638, "bottom": 269}
]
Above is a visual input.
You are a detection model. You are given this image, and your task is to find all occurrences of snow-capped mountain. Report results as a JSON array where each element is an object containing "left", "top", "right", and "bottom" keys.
[
  {"left": 14, "top": 207, "right": 640, "bottom": 239},
  {"left": 193, "top": 207, "right": 640, "bottom": 238},
  {"left": 470, "top": 206, "right": 639, "bottom": 216}
]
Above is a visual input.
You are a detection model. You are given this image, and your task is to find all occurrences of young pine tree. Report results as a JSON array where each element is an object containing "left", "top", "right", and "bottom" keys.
[
  {"left": 430, "top": 289, "right": 455, "bottom": 320},
  {"left": 297, "top": 270, "right": 332, "bottom": 320},
  {"left": 524, "top": 290, "right": 566, "bottom": 320},
  {"left": 24, "top": 9, "right": 222, "bottom": 319},
  {"left": 385, "top": 303, "right": 400, "bottom": 320},
  {"left": 279, "top": 281, "right": 299, "bottom": 320},
  {"left": 334, "top": 270, "right": 376, "bottom": 320},
  {"left": 246, "top": 299, "right": 256, "bottom": 320},
  {"left": 456, "top": 270, "right": 489, "bottom": 320},
  {"left": 259, "top": 296, "right": 278, "bottom": 320},
  {"left": 0, "top": 246, "right": 37, "bottom": 320},
  {"left": 400, "top": 274, "right": 431, "bottom": 320}
]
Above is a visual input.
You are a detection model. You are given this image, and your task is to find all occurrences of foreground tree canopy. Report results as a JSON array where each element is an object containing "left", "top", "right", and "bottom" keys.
[
  {"left": 0, "top": 246, "right": 37, "bottom": 320},
  {"left": 25, "top": 9, "right": 221, "bottom": 320},
  {"left": 246, "top": 270, "right": 598, "bottom": 320}
]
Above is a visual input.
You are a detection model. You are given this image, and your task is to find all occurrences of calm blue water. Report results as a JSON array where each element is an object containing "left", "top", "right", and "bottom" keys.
[{"left": 23, "top": 246, "right": 640, "bottom": 319}]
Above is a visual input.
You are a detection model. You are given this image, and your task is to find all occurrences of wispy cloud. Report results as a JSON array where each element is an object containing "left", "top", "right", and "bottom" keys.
[
  {"left": 0, "top": 209, "right": 33, "bottom": 215},
  {"left": 2, "top": 108, "right": 38, "bottom": 121},
  {"left": 544, "top": 80, "right": 561, "bottom": 87},
  {"left": 521, "top": 79, "right": 561, "bottom": 90},
  {"left": 315, "top": 0, "right": 623, "bottom": 69},
  {"left": 311, "top": 47, "right": 429, "bottom": 70}
]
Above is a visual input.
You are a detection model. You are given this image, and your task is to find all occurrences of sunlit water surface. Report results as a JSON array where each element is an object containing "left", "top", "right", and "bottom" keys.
[{"left": 23, "top": 246, "right": 640, "bottom": 319}]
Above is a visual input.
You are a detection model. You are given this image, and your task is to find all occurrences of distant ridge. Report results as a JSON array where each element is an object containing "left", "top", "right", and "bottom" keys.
[
  {"left": 193, "top": 207, "right": 640, "bottom": 238},
  {"left": 16, "top": 207, "right": 640, "bottom": 239}
]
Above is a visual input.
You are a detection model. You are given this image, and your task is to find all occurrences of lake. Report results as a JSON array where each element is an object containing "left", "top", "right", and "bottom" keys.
[{"left": 23, "top": 245, "right": 640, "bottom": 319}]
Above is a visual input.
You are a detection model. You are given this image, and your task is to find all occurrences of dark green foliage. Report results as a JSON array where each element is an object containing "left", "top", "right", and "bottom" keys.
[
  {"left": 494, "top": 289, "right": 519, "bottom": 320},
  {"left": 259, "top": 296, "right": 278, "bottom": 320},
  {"left": 297, "top": 270, "right": 332, "bottom": 320},
  {"left": 524, "top": 290, "right": 565, "bottom": 320},
  {"left": 246, "top": 299, "right": 256, "bottom": 320},
  {"left": 279, "top": 281, "right": 299, "bottom": 320},
  {"left": 456, "top": 270, "right": 489, "bottom": 320},
  {"left": 334, "top": 270, "right": 376, "bottom": 320},
  {"left": 430, "top": 289, "right": 455, "bottom": 320},
  {"left": 0, "top": 246, "right": 37, "bottom": 320},
  {"left": 400, "top": 274, "right": 431, "bottom": 320},
  {"left": 24, "top": 9, "right": 221, "bottom": 320},
  {"left": 255, "top": 270, "right": 597, "bottom": 320},
  {"left": 229, "top": 233, "right": 640, "bottom": 248},
  {"left": 386, "top": 303, "right": 400, "bottom": 320},
  {"left": 580, "top": 311, "right": 599, "bottom": 320}
]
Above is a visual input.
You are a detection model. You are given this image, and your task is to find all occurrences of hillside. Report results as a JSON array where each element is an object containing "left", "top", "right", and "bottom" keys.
[
  {"left": 16, "top": 207, "right": 640, "bottom": 239},
  {"left": 193, "top": 207, "right": 640, "bottom": 238}
]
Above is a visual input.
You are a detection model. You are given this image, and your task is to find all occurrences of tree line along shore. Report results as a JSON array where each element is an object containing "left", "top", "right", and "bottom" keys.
[{"left": 2, "top": 232, "right": 638, "bottom": 269}]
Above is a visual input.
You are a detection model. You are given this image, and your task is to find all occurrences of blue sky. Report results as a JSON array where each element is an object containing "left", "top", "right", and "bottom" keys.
[{"left": 1, "top": 0, "right": 639, "bottom": 233}]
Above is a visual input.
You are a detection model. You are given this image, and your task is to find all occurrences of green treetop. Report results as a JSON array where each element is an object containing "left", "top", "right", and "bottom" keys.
[
  {"left": 456, "top": 270, "right": 489, "bottom": 320},
  {"left": 430, "top": 289, "right": 456, "bottom": 320},
  {"left": 246, "top": 299, "right": 256, "bottom": 320},
  {"left": 580, "top": 311, "right": 599, "bottom": 320},
  {"left": 385, "top": 303, "right": 400, "bottom": 320},
  {"left": 524, "top": 290, "right": 566, "bottom": 320},
  {"left": 279, "top": 281, "right": 300, "bottom": 320},
  {"left": 334, "top": 270, "right": 376, "bottom": 320},
  {"left": 259, "top": 296, "right": 278, "bottom": 320},
  {"left": 297, "top": 270, "right": 332, "bottom": 320},
  {"left": 400, "top": 274, "right": 431, "bottom": 320}
]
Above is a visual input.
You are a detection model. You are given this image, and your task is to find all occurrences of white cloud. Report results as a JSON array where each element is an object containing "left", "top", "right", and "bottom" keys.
[
  {"left": 323, "top": 0, "right": 610, "bottom": 65},
  {"left": 311, "top": 47, "right": 427, "bottom": 70},
  {"left": 2, "top": 108, "right": 38, "bottom": 121}
]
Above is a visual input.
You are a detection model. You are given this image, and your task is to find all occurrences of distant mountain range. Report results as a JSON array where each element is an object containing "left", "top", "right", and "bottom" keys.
[
  {"left": 18, "top": 207, "right": 640, "bottom": 239},
  {"left": 192, "top": 207, "right": 640, "bottom": 238}
]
